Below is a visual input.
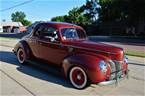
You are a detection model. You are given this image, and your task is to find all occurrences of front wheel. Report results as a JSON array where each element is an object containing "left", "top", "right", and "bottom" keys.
[
  {"left": 17, "top": 48, "right": 26, "bottom": 64},
  {"left": 69, "top": 66, "right": 89, "bottom": 89}
]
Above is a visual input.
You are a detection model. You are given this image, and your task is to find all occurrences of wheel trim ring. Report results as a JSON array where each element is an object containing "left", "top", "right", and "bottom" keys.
[
  {"left": 19, "top": 51, "right": 24, "bottom": 61},
  {"left": 17, "top": 49, "right": 25, "bottom": 63},
  {"left": 72, "top": 69, "right": 85, "bottom": 85},
  {"left": 70, "top": 67, "right": 87, "bottom": 89}
]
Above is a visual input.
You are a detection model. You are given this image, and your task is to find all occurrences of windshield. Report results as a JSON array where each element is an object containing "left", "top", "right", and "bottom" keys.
[{"left": 61, "top": 28, "right": 87, "bottom": 40}]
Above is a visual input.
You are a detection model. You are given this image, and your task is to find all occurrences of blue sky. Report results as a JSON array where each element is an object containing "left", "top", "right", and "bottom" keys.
[{"left": 0, "top": 0, "right": 86, "bottom": 23}]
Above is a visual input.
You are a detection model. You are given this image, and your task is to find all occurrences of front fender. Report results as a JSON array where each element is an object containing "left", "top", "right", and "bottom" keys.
[{"left": 62, "top": 54, "right": 111, "bottom": 83}]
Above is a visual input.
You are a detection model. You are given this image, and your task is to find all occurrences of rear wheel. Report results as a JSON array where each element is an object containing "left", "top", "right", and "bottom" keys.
[
  {"left": 69, "top": 66, "right": 89, "bottom": 89},
  {"left": 17, "top": 48, "right": 26, "bottom": 64}
]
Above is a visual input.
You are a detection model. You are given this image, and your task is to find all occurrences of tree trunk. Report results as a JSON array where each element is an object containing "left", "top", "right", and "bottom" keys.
[{"left": 136, "top": 19, "right": 145, "bottom": 36}]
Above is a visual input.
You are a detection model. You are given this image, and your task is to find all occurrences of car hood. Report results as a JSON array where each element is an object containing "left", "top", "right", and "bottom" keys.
[{"left": 64, "top": 40, "right": 124, "bottom": 60}]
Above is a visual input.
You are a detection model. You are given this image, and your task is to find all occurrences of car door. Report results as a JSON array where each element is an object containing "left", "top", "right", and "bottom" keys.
[
  {"left": 28, "top": 24, "right": 43, "bottom": 58},
  {"left": 38, "top": 24, "right": 69, "bottom": 67}
]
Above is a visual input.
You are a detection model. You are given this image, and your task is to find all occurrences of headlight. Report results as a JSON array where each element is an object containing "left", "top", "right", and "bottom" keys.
[{"left": 99, "top": 60, "right": 107, "bottom": 73}]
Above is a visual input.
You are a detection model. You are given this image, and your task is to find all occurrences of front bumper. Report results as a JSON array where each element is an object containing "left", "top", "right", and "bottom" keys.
[
  {"left": 98, "top": 77, "right": 124, "bottom": 86},
  {"left": 97, "top": 69, "right": 129, "bottom": 86}
]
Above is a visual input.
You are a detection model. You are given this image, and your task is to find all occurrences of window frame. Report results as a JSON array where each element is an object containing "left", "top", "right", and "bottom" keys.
[
  {"left": 61, "top": 28, "right": 87, "bottom": 40},
  {"left": 32, "top": 23, "right": 59, "bottom": 43}
]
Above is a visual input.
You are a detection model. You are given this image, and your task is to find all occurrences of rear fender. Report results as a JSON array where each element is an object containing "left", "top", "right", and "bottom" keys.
[{"left": 14, "top": 40, "right": 32, "bottom": 60}]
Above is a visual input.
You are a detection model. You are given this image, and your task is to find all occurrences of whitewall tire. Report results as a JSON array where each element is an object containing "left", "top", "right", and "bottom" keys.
[
  {"left": 17, "top": 48, "right": 26, "bottom": 64},
  {"left": 69, "top": 66, "right": 88, "bottom": 89}
]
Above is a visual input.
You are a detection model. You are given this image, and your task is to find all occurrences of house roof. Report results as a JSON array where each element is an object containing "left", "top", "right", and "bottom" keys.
[{"left": 0, "top": 22, "right": 23, "bottom": 27}]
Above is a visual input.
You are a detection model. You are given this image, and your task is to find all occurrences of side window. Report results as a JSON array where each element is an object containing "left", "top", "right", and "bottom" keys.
[
  {"left": 42, "top": 27, "right": 56, "bottom": 38},
  {"left": 33, "top": 24, "right": 43, "bottom": 37},
  {"left": 33, "top": 24, "right": 59, "bottom": 42}
]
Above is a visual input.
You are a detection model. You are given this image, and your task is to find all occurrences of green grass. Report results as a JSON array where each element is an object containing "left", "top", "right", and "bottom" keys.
[
  {"left": 0, "top": 37, "right": 17, "bottom": 40},
  {"left": 125, "top": 50, "right": 145, "bottom": 58},
  {"left": 0, "top": 44, "right": 13, "bottom": 48}
]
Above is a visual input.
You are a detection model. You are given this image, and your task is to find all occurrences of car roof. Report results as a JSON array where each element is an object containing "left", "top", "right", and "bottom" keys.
[{"left": 40, "top": 22, "right": 83, "bottom": 29}]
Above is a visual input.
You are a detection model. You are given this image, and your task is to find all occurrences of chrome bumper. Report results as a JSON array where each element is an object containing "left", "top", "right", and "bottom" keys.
[
  {"left": 98, "top": 69, "right": 129, "bottom": 86},
  {"left": 98, "top": 77, "right": 124, "bottom": 86}
]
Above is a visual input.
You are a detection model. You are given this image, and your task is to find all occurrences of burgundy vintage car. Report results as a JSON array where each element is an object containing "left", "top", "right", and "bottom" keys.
[{"left": 13, "top": 22, "right": 129, "bottom": 89}]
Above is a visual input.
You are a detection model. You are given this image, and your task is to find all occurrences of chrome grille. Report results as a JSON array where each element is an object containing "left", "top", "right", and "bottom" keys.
[
  {"left": 114, "top": 61, "right": 123, "bottom": 71},
  {"left": 108, "top": 60, "right": 116, "bottom": 72},
  {"left": 108, "top": 60, "right": 123, "bottom": 80}
]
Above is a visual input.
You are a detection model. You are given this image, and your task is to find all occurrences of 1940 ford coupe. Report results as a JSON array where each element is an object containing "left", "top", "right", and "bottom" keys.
[{"left": 13, "top": 22, "right": 129, "bottom": 89}]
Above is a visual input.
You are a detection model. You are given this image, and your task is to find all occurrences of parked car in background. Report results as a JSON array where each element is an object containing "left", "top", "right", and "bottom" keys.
[{"left": 13, "top": 22, "right": 129, "bottom": 89}]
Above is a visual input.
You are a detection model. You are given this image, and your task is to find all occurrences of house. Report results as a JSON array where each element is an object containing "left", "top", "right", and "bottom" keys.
[
  {"left": 0, "top": 25, "right": 3, "bottom": 32},
  {"left": 0, "top": 22, "right": 27, "bottom": 33}
]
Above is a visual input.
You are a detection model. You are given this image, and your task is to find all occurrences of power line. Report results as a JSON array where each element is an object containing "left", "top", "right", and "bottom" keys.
[{"left": 0, "top": 0, "right": 34, "bottom": 12}]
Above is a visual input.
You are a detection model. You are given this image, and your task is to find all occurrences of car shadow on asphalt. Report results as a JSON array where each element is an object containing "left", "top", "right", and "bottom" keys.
[{"left": 0, "top": 51, "right": 73, "bottom": 89}]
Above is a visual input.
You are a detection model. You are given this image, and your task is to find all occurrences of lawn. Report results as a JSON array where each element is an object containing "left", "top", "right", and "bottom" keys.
[
  {"left": 0, "top": 37, "right": 17, "bottom": 40},
  {"left": 125, "top": 50, "right": 145, "bottom": 58}
]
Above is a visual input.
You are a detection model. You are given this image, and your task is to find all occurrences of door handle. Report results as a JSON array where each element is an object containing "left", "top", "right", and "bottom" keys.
[
  {"left": 29, "top": 39, "right": 36, "bottom": 43},
  {"left": 38, "top": 41, "right": 47, "bottom": 46},
  {"left": 39, "top": 42, "right": 42, "bottom": 45}
]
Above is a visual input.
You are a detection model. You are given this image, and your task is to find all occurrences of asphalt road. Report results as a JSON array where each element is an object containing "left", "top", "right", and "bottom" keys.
[
  {"left": 0, "top": 39, "right": 145, "bottom": 96},
  {"left": 89, "top": 36, "right": 145, "bottom": 53}
]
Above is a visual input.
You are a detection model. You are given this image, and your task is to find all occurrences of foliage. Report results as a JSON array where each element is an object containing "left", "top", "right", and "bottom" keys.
[
  {"left": 51, "top": 16, "right": 65, "bottom": 22},
  {"left": 51, "top": 7, "right": 92, "bottom": 26},
  {"left": 11, "top": 11, "right": 26, "bottom": 22},
  {"left": 80, "top": 0, "right": 98, "bottom": 22},
  {"left": 11, "top": 11, "right": 32, "bottom": 26},
  {"left": 97, "top": 0, "right": 145, "bottom": 23},
  {"left": 22, "top": 19, "right": 32, "bottom": 26},
  {"left": 81, "top": 0, "right": 145, "bottom": 36},
  {"left": 97, "top": 0, "right": 145, "bottom": 36},
  {"left": 51, "top": 0, "right": 145, "bottom": 36}
]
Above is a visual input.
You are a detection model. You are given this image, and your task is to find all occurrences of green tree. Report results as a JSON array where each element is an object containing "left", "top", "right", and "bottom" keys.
[
  {"left": 80, "top": 0, "right": 98, "bottom": 22},
  {"left": 11, "top": 11, "right": 26, "bottom": 22},
  {"left": 11, "top": 11, "right": 32, "bottom": 26},
  {"left": 22, "top": 19, "right": 32, "bottom": 26},
  {"left": 51, "top": 16, "right": 65, "bottom": 22},
  {"left": 97, "top": 0, "right": 145, "bottom": 35},
  {"left": 51, "top": 7, "right": 92, "bottom": 26}
]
